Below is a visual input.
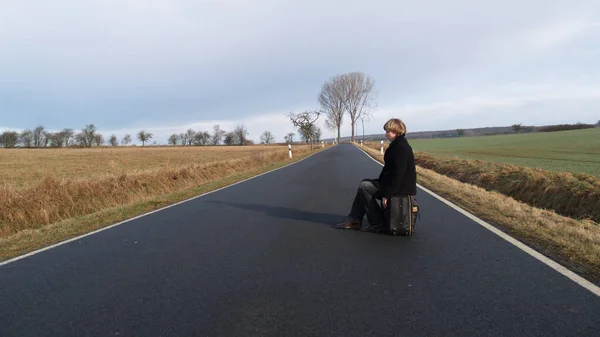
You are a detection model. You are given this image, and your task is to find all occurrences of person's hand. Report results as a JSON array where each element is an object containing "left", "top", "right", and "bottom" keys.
[{"left": 382, "top": 197, "right": 388, "bottom": 209}]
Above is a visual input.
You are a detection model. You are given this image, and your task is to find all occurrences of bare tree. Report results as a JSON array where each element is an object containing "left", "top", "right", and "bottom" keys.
[
  {"left": 260, "top": 130, "right": 275, "bottom": 144},
  {"left": 284, "top": 132, "right": 295, "bottom": 144},
  {"left": 52, "top": 133, "right": 64, "bottom": 147},
  {"left": 212, "top": 124, "right": 226, "bottom": 145},
  {"left": 179, "top": 132, "right": 189, "bottom": 146},
  {"left": 45, "top": 132, "right": 58, "bottom": 147},
  {"left": 298, "top": 125, "right": 321, "bottom": 144},
  {"left": 288, "top": 110, "right": 320, "bottom": 150},
  {"left": 168, "top": 134, "right": 179, "bottom": 146},
  {"left": 0, "top": 131, "right": 8, "bottom": 147},
  {"left": 224, "top": 132, "right": 237, "bottom": 146},
  {"left": 202, "top": 131, "right": 211, "bottom": 145},
  {"left": 233, "top": 125, "right": 249, "bottom": 145},
  {"left": 298, "top": 127, "right": 311, "bottom": 144},
  {"left": 43, "top": 131, "right": 52, "bottom": 147},
  {"left": 186, "top": 129, "right": 196, "bottom": 145},
  {"left": 73, "top": 124, "right": 96, "bottom": 148},
  {"left": 21, "top": 129, "right": 33, "bottom": 147},
  {"left": 33, "top": 125, "right": 45, "bottom": 147},
  {"left": 74, "top": 132, "right": 86, "bottom": 147},
  {"left": 137, "top": 130, "right": 153, "bottom": 146},
  {"left": 193, "top": 131, "right": 211, "bottom": 146},
  {"left": 84, "top": 124, "right": 97, "bottom": 147},
  {"left": 319, "top": 76, "right": 346, "bottom": 143},
  {"left": 121, "top": 134, "right": 132, "bottom": 146},
  {"left": 314, "top": 126, "right": 322, "bottom": 142},
  {"left": 93, "top": 133, "right": 104, "bottom": 146},
  {"left": 1, "top": 131, "right": 19, "bottom": 148},
  {"left": 512, "top": 124, "right": 522, "bottom": 133},
  {"left": 61, "top": 128, "right": 74, "bottom": 147},
  {"left": 109, "top": 134, "right": 118, "bottom": 146},
  {"left": 339, "top": 72, "right": 376, "bottom": 142},
  {"left": 179, "top": 128, "right": 195, "bottom": 146}
]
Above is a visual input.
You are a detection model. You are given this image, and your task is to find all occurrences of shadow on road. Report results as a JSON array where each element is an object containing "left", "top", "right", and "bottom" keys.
[{"left": 204, "top": 200, "right": 344, "bottom": 228}]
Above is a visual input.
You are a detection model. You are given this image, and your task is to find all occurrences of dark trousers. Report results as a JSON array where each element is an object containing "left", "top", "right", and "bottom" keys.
[{"left": 348, "top": 178, "right": 385, "bottom": 227}]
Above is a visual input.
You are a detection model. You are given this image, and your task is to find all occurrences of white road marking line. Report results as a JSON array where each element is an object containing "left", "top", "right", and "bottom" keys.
[{"left": 355, "top": 144, "right": 600, "bottom": 297}]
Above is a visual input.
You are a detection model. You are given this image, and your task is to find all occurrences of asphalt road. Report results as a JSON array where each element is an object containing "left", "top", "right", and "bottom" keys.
[{"left": 1, "top": 144, "right": 599, "bottom": 337}]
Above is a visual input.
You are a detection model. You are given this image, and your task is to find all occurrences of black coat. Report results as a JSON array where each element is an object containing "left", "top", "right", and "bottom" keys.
[{"left": 377, "top": 134, "right": 417, "bottom": 198}]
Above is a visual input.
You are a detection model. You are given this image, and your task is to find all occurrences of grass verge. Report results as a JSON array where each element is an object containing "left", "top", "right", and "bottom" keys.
[
  {"left": 358, "top": 144, "right": 600, "bottom": 286},
  {"left": 415, "top": 153, "right": 600, "bottom": 223},
  {"left": 0, "top": 146, "right": 326, "bottom": 263}
]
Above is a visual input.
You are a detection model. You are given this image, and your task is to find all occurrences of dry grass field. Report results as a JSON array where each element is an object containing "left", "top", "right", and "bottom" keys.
[
  {"left": 359, "top": 143, "right": 600, "bottom": 284},
  {"left": 0, "top": 145, "right": 296, "bottom": 189},
  {"left": 0, "top": 144, "right": 320, "bottom": 242}
]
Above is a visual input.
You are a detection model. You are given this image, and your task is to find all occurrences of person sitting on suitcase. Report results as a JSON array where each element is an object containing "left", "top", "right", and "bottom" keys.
[{"left": 336, "top": 118, "right": 417, "bottom": 232}]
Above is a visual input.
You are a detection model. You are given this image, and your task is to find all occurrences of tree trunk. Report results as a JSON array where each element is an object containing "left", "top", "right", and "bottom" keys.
[{"left": 337, "top": 125, "right": 341, "bottom": 143}]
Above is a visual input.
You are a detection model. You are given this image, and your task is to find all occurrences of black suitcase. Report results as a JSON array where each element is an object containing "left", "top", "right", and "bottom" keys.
[{"left": 383, "top": 195, "right": 420, "bottom": 236}]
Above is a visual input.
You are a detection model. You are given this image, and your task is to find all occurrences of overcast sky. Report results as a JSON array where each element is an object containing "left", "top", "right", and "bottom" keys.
[{"left": 1, "top": 0, "right": 599, "bottom": 144}]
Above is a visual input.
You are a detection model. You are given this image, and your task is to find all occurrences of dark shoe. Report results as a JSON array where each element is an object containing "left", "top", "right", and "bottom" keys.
[{"left": 336, "top": 218, "right": 361, "bottom": 229}]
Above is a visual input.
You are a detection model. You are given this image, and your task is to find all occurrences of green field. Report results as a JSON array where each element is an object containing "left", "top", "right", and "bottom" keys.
[{"left": 408, "top": 128, "right": 600, "bottom": 177}]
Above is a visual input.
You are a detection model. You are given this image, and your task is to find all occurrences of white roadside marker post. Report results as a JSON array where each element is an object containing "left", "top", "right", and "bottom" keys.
[
  {"left": 380, "top": 140, "right": 384, "bottom": 155},
  {"left": 289, "top": 144, "right": 292, "bottom": 159}
]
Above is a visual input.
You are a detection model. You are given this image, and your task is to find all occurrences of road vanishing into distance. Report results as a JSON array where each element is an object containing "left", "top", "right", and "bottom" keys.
[{"left": 1, "top": 144, "right": 599, "bottom": 336}]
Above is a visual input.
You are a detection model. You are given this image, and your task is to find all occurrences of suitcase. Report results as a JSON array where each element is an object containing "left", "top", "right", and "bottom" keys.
[{"left": 383, "top": 195, "right": 420, "bottom": 236}]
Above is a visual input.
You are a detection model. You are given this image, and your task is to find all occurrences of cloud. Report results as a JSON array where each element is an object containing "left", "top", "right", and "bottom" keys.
[
  {"left": 371, "top": 83, "right": 600, "bottom": 133},
  {"left": 521, "top": 18, "right": 600, "bottom": 50}
]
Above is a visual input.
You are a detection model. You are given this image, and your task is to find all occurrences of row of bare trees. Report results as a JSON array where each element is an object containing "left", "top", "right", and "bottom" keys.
[
  {"left": 167, "top": 126, "right": 286, "bottom": 146},
  {"left": 318, "top": 71, "right": 376, "bottom": 143},
  {"left": 0, "top": 124, "right": 124, "bottom": 148},
  {"left": 0, "top": 123, "right": 275, "bottom": 148},
  {"left": 167, "top": 125, "right": 254, "bottom": 146},
  {"left": 0, "top": 124, "right": 148, "bottom": 148}
]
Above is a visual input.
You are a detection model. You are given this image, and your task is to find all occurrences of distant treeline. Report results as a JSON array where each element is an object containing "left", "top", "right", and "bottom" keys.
[
  {"left": 538, "top": 123, "right": 598, "bottom": 132},
  {"left": 331, "top": 121, "right": 600, "bottom": 142},
  {"left": 0, "top": 124, "right": 251, "bottom": 148}
]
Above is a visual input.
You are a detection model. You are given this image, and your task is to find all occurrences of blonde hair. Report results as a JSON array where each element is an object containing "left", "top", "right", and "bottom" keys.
[{"left": 383, "top": 118, "right": 407, "bottom": 135}]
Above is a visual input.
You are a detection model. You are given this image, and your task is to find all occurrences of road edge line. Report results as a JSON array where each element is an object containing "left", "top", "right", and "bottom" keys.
[
  {"left": 354, "top": 144, "right": 600, "bottom": 297},
  {"left": 0, "top": 146, "right": 333, "bottom": 267}
]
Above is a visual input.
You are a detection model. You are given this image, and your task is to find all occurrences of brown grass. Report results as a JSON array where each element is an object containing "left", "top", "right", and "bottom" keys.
[
  {"left": 0, "top": 145, "right": 289, "bottom": 189},
  {"left": 359, "top": 144, "right": 600, "bottom": 284},
  {"left": 0, "top": 145, "right": 320, "bottom": 238}
]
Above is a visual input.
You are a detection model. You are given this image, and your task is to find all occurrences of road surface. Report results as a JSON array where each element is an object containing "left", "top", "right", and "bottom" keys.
[{"left": 1, "top": 144, "right": 599, "bottom": 336}]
